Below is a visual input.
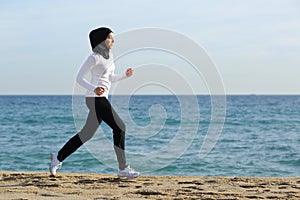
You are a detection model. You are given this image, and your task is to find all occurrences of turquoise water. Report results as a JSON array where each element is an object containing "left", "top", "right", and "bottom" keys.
[{"left": 0, "top": 95, "right": 299, "bottom": 176}]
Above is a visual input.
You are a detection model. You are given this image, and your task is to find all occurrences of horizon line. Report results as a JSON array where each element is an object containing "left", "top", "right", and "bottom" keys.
[{"left": 0, "top": 93, "right": 299, "bottom": 96}]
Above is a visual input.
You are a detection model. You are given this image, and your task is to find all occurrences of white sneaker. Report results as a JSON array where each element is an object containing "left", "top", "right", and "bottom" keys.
[
  {"left": 49, "top": 153, "right": 62, "bottom": 176},
  {"left": 117, "top": 166, "right": 140, "bottom": 178}
]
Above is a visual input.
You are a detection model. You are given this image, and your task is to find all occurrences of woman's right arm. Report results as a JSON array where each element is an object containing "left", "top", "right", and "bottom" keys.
[{"left": 76, "top": 55, "right": 97, "bottom": 92}]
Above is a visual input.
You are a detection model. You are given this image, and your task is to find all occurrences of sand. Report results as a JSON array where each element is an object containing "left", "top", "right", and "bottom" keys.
[{"left": 0, "top": 171, "right": 299, "bottom": 200}]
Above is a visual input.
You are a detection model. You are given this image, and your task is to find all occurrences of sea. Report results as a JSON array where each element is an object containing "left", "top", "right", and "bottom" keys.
[{"left": 0, "top": 95, "right": 299, "bottom": 177}]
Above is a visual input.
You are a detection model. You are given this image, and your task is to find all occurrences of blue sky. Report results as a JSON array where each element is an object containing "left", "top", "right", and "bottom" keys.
[{"left": 0, "top": 0, "right": 299, "bottom": 94}]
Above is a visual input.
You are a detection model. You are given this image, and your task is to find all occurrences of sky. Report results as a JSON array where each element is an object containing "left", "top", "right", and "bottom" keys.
[{"left": 0, "top": 0, "right": 299, "bottom": 95}]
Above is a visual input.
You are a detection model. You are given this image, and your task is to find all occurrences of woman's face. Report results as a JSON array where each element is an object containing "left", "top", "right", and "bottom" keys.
[{"left": 105, "top": 32, "right": 114, "bottom": 49}]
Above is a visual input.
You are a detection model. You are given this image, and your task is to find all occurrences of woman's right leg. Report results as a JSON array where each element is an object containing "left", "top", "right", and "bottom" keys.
[{"left": 57, "top": 97, "right": 101, "bottom": 162}]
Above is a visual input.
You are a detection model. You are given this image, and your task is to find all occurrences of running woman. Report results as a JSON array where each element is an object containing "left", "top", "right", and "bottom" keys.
[{"left": 50, "top": 27, "right": 140, "bottom": 178}]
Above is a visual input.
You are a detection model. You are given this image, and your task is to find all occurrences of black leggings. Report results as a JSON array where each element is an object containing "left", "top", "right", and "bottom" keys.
[{"left": 57, "top": 97, "right": 127, "bottom": 170}]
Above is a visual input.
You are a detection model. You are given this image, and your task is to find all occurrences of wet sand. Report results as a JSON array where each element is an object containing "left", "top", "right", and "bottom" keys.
[{"left": 0, "top": 171, "right": 299, "bottom": 199}]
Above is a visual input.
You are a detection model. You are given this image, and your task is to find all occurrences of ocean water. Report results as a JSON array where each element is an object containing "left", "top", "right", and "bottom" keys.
[{"left": 0, "top": 95, "right": 299, "bottom": 177}]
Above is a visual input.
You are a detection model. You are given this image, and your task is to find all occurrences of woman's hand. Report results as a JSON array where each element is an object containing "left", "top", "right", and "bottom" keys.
[
  {"left": 94, "top": 87, "right": 105, "bottom": 96},
  {"left": 126, "top": 68, "right": 134, "bottom": 77}
]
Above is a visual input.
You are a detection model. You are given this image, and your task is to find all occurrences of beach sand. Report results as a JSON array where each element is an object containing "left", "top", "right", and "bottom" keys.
[{"left": 0, "top": 172, "right": 299, "bottom": 199}]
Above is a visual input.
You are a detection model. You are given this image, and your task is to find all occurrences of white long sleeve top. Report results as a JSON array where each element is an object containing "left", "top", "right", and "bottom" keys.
[{"left": 76, "top": 52, "right": 127, "bottom": 98}]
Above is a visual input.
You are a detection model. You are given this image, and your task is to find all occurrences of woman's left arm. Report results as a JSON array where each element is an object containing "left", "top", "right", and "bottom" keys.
[{"left": 110, "top": 68, "right": 134, "bottom": 82}]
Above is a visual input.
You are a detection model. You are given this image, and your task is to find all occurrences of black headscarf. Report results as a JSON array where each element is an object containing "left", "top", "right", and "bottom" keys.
[{"left": 89, "top": 27, "right": 113, "bottom": 59}]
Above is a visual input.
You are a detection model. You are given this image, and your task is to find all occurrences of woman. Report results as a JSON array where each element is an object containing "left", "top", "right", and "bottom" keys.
[{"left": 50, "top": 27, "right": 140, "bottom": 178}]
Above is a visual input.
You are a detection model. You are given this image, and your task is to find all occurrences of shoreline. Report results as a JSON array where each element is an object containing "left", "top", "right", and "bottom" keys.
[{"left": 0, "top": 171, "right": 299, "bottom": 199}]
